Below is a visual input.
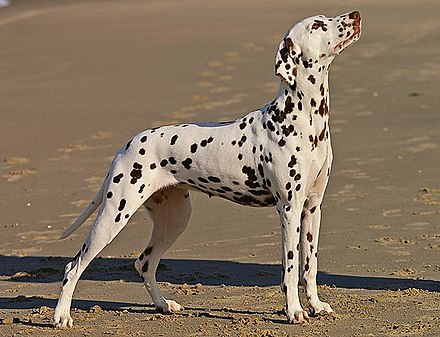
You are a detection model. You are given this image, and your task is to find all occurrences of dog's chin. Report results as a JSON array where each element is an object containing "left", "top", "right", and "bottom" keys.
[{"left": 332, "top": 28, "right": 361, "bottom": 55}]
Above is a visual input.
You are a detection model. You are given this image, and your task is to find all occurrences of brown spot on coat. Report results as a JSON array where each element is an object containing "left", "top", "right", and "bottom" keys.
[
  {"left": 319, "top": 99, "right": 328, "bottom": 117},
  {"left": 319, "top": 123, "right": 327, "bottom": 141}
]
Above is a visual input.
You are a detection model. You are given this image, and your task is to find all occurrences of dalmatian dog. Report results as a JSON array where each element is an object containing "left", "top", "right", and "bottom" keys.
[{"left": 54, "top": 11, "right": 361, "bottom": 327}]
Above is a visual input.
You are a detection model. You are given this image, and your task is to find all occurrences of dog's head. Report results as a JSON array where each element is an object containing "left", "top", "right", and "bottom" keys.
[{"left": 275, "top": 11, "right": 361, "bottom": 86}]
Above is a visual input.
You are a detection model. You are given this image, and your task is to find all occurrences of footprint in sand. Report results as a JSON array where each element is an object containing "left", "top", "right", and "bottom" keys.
[
  {"left": 417, "top": 61, "right": 440, "bottom": 79},
  {"left": 223, "top": 51, "right": 240, "bottom": 63},
  {"left": 243, "top": 41, "right": 264, "bottom": 52},
  {"left": 340, "top": 168, "right": 371, "bottom": 180},
  {"left": 18, "top": 230, "right": 60, "bottom": 243},
  {"left": 355, "top": 157, "right": 386, "bottom": 166},
  {"left": 354, "top": 110, "right": 373, "bottom": 117},
  {"left": 391, "top": 268, "right": 419, "bottom": 276},
  {"left": 218, "top": 75, "right": 233, "bottom": 81},
  {"left": 3, "top": 169, "right": 37, "bottom": 182},
  {"left": 209, "top": 86, "right": 230, "bottom": 94},
  {"left": 4, "top": 157, "right": 30, "bottom": 165},
  {"left": 382, "top": 209, "right": 403, "bottom": 217},
  {"left": 375, "top": 235, "right": 417, "bottom": 257},
  {"left": 205, "top": 60, "right": 223, "bottom": 68},
  {"left": 166, "top": 110, "right": 197, "bottom": 122},
  {"left": 347, "top": 244, "right": 367, "bottom": 250},
  {"left": 418, "top": 231, "right": 440, "bottom": 250},
  {"left": 406, "top": 143, "right": 438, "bottom": 153},
  {"left": 70, "top": 199, "right": 91, "bottom": 208},
  {"left": 58, "top": 143, "right": 91, "bottom": 153},
  {"left": 2, "top": 156, "right": 36, "bottom": 182},
  {"left": 404, "top": 222, "right": 430, "bottom": 230},
  {"left": 191, "top": 94, "right": 210, "bottom": 102},
  {"left": 396, "top": 136, "right": 430, "bottom": 145},
  {"left": 198, "top": 81, "right": 214, "bottom": 88},
  {"left": 387, "top": 248, "right": 412, "bottom": 256},
  {"left": 328, "top": 184, "right": 367, "bottom": 203},
  {"left": 223, "top": 65, "right": 237, "bottom": 72},
  {"left": 50, "top": 133, "right": 113, "bottom": 161},
  {"left": 59, "top": 212, "right": 82, "bottom": 218},
  {"left": 153, "top": 49, "right": 245, "bottom": 126},
  {"left": 368, "top": 224, "right": 391, "bottom": 230},
  {"left": 47, "top": 154, "right": 70, "bottom": 162},
  {"left": 375, "top": 236, "right": 398, "bottom": 245},
  {"left": 396, "top": 136, "right": 438, "bottom": 153},
  {"left": 92, "top": 131, "right": 114, "bottom": 140},
  {"left": 415, "top": 188, "right": 440, "bottom": 205},
  {"left": 199, "top": 70, "right": 217, "bottom": 78}
]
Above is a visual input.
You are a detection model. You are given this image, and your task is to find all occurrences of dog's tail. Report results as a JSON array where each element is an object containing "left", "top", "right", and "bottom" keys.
[{"left": 58, "top": 181, "right": 105, "bottom": 240}]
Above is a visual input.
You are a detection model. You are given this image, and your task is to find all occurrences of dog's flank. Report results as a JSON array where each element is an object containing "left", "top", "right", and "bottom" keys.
[{"left": 54, "top": 11, "right": 361, "bottom": 328}]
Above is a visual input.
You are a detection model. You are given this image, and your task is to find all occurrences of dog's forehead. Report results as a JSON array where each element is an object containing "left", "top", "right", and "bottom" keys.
[
  {"left": 307, "top": 14, "right": 329, "bottom": 22},
  {"left": 285, "top": 12, "right": 353, "bottom": 42},
  {"left": 300, "top": 14, "right": 330, "bottom": 26},
  {"left": 290, "top": 12, "right": 350, "bottom": 32},
  {"left": 287, "top": 15, "right": 329, "bottom": 36}
]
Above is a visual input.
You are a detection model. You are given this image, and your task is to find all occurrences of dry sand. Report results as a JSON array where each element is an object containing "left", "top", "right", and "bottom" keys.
[{"left": 0, "top": 0, "right": 439, "bottom": 336}]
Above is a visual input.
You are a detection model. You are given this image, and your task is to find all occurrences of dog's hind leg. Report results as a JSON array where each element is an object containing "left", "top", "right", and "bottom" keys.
[
  {"left": 54, "top": 161, "right": 164, "bottom": 327},
  {"left": 54, "top": 193, "right": 151, "bottom": 327},
  {"left": 135, "top": 186, "right": 192, "bottom": 313}
]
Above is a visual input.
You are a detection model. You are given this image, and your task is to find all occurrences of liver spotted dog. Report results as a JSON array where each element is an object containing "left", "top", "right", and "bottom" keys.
[{"left": 54, "top": 11, "right": 361, "bottom": 327}]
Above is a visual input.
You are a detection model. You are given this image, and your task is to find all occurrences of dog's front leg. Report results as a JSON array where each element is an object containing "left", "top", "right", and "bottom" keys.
[
  {"left": 279, "top": 203, "right": 310, "bottom": 324},
  {"left": 300, "top": 194, "right": 333, "bottom": 316}
]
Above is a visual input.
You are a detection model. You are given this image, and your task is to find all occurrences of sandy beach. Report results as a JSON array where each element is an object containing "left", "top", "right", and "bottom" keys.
[{"left": 0, "top": 0, "right": 439, "bottom": 336}]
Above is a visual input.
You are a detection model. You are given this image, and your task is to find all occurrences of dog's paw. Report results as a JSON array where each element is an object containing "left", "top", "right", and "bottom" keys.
[
  {"left": 166, "top": 299, "right": 184, "bottom": 312},
  {"left": 53, "top": 312, "right": 73, "bottom": 328},
  {"left": 308, "top": 300, "right": 333, "bottom": 316},
  {"left": 287, "top": 309, "right": 310, "bottom": 324},
  {"left": 156, "top": 299, "right": 184, "bottom": 313}
]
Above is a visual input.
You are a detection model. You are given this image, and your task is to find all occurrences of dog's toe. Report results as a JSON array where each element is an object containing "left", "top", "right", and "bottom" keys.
[
  {"left": 287, "top": 309, "right": 310, "bottom": 324},
  {"left": 166, "top": 299, "right": 184, "bottom": 312},
  {"left": 54, "top": 314, "right": 73, "bottom": 328},
  {"left": 308, "top": 300, "right": 333, "bottom": 316},
  {"left": 156, "top": 299, "right": 184, "bottom": 313}
]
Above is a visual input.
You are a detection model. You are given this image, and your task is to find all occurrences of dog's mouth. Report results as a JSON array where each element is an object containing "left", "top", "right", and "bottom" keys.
[
  {"left": 332, "top": 13, "right": 362, "bottom": 55},
  {"left": 333, "top": 26, "right": 361, "bottom": 55}
]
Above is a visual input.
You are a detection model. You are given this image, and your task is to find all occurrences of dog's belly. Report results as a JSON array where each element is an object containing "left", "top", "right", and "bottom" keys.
[
  {"left": 178, "top": 179, "right": 276, "bottom": 207},
  {"left": 170, "top": 142, "right": 277, "bottom": 208}
]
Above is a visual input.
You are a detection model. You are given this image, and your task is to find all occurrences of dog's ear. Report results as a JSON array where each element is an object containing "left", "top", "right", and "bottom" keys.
[{"left": 274, "top": 37, "right": 298, "bottom": 87}]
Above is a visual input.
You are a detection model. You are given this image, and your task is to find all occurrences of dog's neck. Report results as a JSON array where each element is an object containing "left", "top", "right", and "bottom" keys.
[{"left": 266, "top": 65, "right": 330, "bottom": 128}]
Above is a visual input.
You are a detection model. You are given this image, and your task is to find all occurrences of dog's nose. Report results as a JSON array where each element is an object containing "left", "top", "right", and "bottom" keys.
[{"left": 349, "top": 11, "right": 361, "bottom": 20}]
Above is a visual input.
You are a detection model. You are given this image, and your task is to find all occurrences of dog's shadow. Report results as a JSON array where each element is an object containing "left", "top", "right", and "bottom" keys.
[{"left": 0, "top": 254, "right": 438, "bottom": 312}]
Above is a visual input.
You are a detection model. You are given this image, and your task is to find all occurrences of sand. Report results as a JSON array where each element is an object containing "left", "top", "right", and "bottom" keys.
[{"left": 0, "top": 0, "right": 439, "bottom": 336}]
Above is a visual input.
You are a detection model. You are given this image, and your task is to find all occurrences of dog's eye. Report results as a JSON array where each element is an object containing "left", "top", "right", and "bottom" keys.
[{"left": 310, "top": 22, "right": 327, "bottom": 32}]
